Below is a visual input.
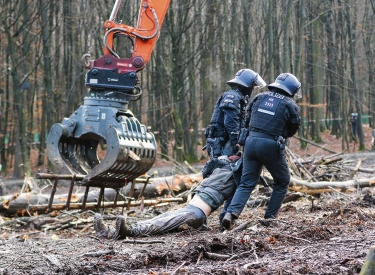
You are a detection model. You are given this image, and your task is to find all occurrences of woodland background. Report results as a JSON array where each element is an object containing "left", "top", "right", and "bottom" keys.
[{"left": 1, "top": 0, "right": 375, "bottom": 179}]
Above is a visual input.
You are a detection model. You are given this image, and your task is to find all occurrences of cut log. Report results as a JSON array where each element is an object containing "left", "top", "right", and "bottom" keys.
[{"left": 0, "top": 174, "right": 202, "bottom": 215}]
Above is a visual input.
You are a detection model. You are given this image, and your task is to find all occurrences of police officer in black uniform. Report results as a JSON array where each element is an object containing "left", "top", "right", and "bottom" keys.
[
  {"left": 202, "top": 69, "right": 266, "bottom": 226},
  {"left": 203, "top": 69, "right": 266, "bottom": 178},
  {"left": 221, "top": 73, "right": 302, "bottom": 230}
]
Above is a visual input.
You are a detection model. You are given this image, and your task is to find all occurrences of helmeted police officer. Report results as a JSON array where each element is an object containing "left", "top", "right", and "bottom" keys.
[
  {"left": 204, "top": 69, "right": 266, "bottom": 164},
  {"left": 221, "top": 73, "right": 302, "bottom": 230}
]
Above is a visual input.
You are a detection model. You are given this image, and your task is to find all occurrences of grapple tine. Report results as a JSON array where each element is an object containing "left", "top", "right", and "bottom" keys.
[
  {"left": 46, "top": 124, "right": 77, "bottom": 174},
  {"left": 81, "top": 126, "right": 156, "bottom": 188}
]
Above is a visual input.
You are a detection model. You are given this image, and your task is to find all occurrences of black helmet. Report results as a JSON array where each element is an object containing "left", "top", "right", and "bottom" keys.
[
  {"left": 268, "top": 73, "right": 301, "bottom": 98},
  {"left": 227, "top": 69, "right": 266, "bottom": 89}
]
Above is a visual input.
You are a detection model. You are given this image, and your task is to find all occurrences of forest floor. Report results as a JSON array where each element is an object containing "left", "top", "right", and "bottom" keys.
[{"left": 0, "top": 126, "right": 375, "bottom": 274}]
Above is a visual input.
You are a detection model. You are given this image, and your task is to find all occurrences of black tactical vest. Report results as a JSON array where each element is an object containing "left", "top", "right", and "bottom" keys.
[{"left": 249, "top": 91, "right": 293, "bottom": 137}]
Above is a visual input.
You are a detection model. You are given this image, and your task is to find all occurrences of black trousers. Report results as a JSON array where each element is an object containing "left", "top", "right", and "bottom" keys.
[{"left": 226, "top": 136, "right": 290, "bottom": 219}]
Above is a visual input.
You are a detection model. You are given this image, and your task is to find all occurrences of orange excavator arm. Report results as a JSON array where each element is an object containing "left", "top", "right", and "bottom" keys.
[
  {"left": 103, "top": 0, "right": 170, "bottom": 67},
  {"left": 85, "top": 0, "right": 170, "bottom": 76}
]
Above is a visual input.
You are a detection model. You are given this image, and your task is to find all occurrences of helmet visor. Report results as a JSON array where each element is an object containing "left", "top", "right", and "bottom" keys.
[
  {"left": 254, "top": 74, "right": 266, "bottom": 88},
  {"left": 295, "top": 86, "right": 302, "bottom": 99}
]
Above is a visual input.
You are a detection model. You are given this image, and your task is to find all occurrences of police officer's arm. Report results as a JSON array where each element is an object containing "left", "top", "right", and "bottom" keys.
[
  {"left": 244, "top": 95, "right": 260, "bottom": 127},
  {"left": 237, "top": 96, "right": 260, "bottom": 146},
  {"left": 218, "top": 91, "right": 247, "bottom": 145},
  {"left": 222, "top": 106, "right": 241, "bottom": 144},
  {"left": 285, "top": 102, "right": 301, "bottom": 137}
]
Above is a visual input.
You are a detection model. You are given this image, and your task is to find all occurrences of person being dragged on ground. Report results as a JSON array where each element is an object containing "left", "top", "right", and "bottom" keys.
[{"left": 94, "top": 153, "right": 243, "bottom": 239}]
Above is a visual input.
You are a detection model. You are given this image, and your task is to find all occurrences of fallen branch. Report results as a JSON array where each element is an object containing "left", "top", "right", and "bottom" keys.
[
  {"left": 225, "top": 250, "right": 255, "bottom": 263},
  {"left": 293, "top": 136, "right": 338, "bottom": 154},
  {"left": 204, "top": 251, "right": 230, "bottom": 260},
  {"left": 289, "top": 176, "right": 375, "bottom": 192},
  {"left": 27, "top": 216, "right": 57, "bottom": 230},
  {"left": 121, "top": 239, "right": 165, "bottom": 244},
  {"left": 233, "top": 218, "right": 291, "bottom": 232},
  {"left": 232, "top": 220, "right": 258, "bottom": 232},
  {"left": 350, "top": 159, "right": 363, "bottom": 178},
  {"left": 82, "top": 250, "right": 114, "bottom": 257},
  {"left": 171, "top": 261, "right": 186, "bottom": 275},
  {"left": 43, "top": 254, "right": 62, "bottom": 268},
  {"left": 282, "top": 234, "right": 312, "bottom": 243},
  {"left": 287, "top": 148, "right": 318, "bottom": 181},
  {"left": 347, "top": 167, "right": 375, "bottom": 173}
]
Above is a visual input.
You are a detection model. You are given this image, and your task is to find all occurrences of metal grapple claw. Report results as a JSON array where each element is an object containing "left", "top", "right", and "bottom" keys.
[{"left": 46, "top": 98, "right": 156, "bottom": 189}]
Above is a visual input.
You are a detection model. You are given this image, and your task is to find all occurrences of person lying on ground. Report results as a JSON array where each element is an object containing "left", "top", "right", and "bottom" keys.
[{"left": 94, "top": 154, "right": 243, "bottom": 239}]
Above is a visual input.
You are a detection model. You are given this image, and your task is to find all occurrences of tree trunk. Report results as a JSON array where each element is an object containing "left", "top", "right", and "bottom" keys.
[
  {"left": 325, "top": 1, "right": 341, "bottom": 138},
  {"left": 282, "top": 0, "right": 292, "bottom": 72},
  {"left": 0, "top": 43, "right": 11, "bottom": 173},
  {"left": 39, "top": 0, "right": 53, "bottom": 167},
  {"left": 293, "top": 0, "right": 306, "bottom": 148},
  {"left": 362, "top": 3, "right": 375, "bottom": 129},
  {"left": 288, "top": 176, "right": 375, "bottom": 193},
  {"left": 184, "top": 24, "right": 198, "bottom": 163},
  {"left": 336, "top": 0, "right": 350, "bottom": 151},
  {"left": 266, "top": 0, "right": 275, "bottom": 78},
  {"left": 306, "top": 1, "right": 315, "bottom": 140},
  {"left": 312, "top": 16, "right": 324, "bottom": 142},
  {"left": 345, "top": 4, "right": 365, "bottom": 150}
]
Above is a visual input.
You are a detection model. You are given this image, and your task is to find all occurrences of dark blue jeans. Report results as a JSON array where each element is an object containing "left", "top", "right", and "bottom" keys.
[{"left": 226, "top": 136, "right": 290, "bottom": 219}]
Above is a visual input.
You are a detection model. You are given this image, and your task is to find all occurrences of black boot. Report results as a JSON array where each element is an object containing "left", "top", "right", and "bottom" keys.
[
  {"left": 219, "top": 212, "right": 225, "bottom": 225},
  {"left": 221, "top": 213, "right": 234, "bottom": 230}
]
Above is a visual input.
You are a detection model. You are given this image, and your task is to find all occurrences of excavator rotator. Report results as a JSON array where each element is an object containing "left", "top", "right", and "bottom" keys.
[{"left": 35, "top": 0, "right": 171, "bottom": 213}]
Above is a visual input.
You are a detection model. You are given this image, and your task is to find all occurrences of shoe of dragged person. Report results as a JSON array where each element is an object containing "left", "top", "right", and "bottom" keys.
[
  {"left": 111, "top": 215, "right": 130, "bottom": 240},
  {"left": 93, "top": 213, "right": 114, "bottom": 239},
  {"left": 221, "top": 212, "right": 234, "bottom": 230}
]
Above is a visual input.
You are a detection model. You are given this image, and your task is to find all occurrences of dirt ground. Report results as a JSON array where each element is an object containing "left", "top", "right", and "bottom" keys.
[{"left": 0, "top": 127, "right": 375, "bottom": 275}]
